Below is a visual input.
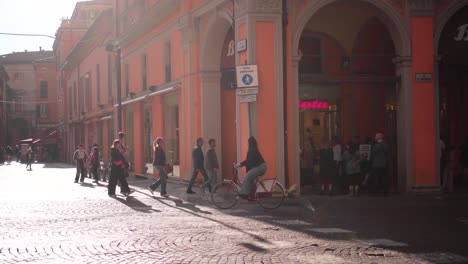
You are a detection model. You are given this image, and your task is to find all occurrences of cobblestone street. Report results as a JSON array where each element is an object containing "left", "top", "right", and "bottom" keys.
[{"left": 0, "top": 162, "right": 467, "bottom": 264}]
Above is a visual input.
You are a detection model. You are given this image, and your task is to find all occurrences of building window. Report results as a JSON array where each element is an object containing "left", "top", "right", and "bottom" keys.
[
  {"left": 107, "top": 54, "right": 113, "bottom": 101},
  {"left": 40, "top": 80, "right": 48, "bottom": 98},
  {"left": 124, "top": 63, "right": 129, "bottom": 96},
  {"left": 73, "top": 82, "right": 77, "bottom": 114},
  {"left": 39, "top": 104, "right": 48, "bottom": 118},
  {"left": 68, "top": 86, "right": 72, "bottom": 119},
  {"left": 141, "top": 53, "right": 147, "bottom": 90},
  {"left": 96, "top": 64, "right": 101, "bottom": 104},
  {"left": 13, "top": 72, "right": 24, "bottom": 80},
  {"left": 299, "top": 36, "right": 323, "bottom": 74},
  {"left": 164, "top": 42, "right": 172, "bottom": 82},
  {"left": 85, "top": 73, "right": 91, "bottom": 110}
]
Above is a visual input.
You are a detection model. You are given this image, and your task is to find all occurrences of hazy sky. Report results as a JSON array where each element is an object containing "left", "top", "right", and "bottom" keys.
[{"left": 0, "top": 0, "right": 79, "bottom": 55}]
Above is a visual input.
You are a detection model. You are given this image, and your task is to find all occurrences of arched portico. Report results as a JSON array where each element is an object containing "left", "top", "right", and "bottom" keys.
[
  {"left": 198, "top": 10, "right": 237, "bottom": 178},
  {"left": 291, "top": 0, "right": 414, "bottom": 193}
]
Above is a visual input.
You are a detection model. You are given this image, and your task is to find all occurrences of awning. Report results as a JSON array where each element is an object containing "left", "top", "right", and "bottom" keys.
[
  {"left": 33, "top": 130, "right": 58, "bottom": 145},
  {"left": 114, "top": 86, "right": 177, "bottom": 107},
  {"left": 19, "top": 138, "right": 33, "bottom": 143}
]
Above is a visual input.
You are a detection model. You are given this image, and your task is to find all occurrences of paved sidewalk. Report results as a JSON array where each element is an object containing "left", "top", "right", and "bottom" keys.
[{"left": 0, "top": 162, "right": 466, "bottom": 263}]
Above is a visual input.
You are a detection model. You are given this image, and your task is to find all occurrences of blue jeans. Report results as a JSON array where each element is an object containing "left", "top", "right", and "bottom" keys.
[
  {"left": 239, "top": 163, "right": 267, "bottom": 195},
  {"left": 150, "top": 165, "right": 167, "bottom": 195}
]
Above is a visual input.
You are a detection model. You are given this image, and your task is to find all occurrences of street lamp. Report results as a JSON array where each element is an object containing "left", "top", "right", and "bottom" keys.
[{"left": 105, "top": 42, "right": 122, "bottom": 132}]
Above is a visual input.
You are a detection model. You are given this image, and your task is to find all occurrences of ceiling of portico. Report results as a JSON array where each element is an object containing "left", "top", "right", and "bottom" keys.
[{"left": 302, "top": 0, "right": 383, "bottom": 55}]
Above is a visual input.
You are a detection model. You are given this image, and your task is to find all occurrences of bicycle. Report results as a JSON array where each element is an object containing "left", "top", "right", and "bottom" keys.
[{"left": 211, "top": 163, "right": 286, "bottom": 210}]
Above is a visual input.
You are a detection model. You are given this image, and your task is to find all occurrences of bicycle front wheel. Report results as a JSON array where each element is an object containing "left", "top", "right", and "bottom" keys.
[
  {"left": 211, "top": 181, "right": 239, "bottom": 209},
  {"left": 256, "top": 180, "right": 286, "bottom": 209}
]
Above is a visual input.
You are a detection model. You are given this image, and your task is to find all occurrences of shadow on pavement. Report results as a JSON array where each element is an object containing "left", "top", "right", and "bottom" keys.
[
  {"left": 114, "top": 195, "right": 161, "bottom": 213},
  {"left": 134, "top": 189, "right": 271, "bottom": 244},
  {"left": 41, "top": 163, "right": 74, "bottom": 169}
]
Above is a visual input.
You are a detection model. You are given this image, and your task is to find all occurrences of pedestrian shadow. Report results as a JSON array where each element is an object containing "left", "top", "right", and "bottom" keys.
[
  {"left": 113, "top": 196, "right": 160, "bottom": 213},
  {"left": 239, "top": 242, "right": 268, "bottom": 252},
  {"left": 156, "top": 196, "right": 212, "bottom": 215},
  {"left": 79, "top": 182, "right": 96, "bottom": 188},
  {"left": 134, "top": 189, "right": 271, "bottom": 244}
]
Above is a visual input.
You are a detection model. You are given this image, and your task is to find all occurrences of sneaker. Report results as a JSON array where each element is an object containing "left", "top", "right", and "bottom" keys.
[
  {"left": 74, "top": 180, "right": 78, "bottom": 183},
  {"left": 148, "top": 187, "right": 154, "bottom": 195},
  {"left": 186, "top": 190, "right": 196, "bottom": 194},
  {"left": 160, "top": 193, "right": 169, "bottom": 198},
  {"left": 109, "top": 194, "right": 117, "bottom": 198},
  {"left": 127, "top": 189, "right": 135, "bottom": 195}
]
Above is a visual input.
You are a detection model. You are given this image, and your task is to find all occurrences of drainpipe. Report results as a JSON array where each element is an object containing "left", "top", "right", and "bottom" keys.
[{"left": 282, "top": 0, "right": 289, "bottom": 190}]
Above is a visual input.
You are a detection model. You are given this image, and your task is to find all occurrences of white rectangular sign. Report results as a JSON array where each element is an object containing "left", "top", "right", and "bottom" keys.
[
  {"left": 239, "top": 95, "right": 257, "bottom": 103},
  {"left": 236, "top": 65, "right": 258, "bottom": 88},
  {"left": 236, "top": 87, "right": 258, "bottom": 96}
]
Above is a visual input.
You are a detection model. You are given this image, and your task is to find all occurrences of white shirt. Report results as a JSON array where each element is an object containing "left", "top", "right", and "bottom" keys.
[{"left": 333, "top": 144, "right": 342, "bottom": 162}]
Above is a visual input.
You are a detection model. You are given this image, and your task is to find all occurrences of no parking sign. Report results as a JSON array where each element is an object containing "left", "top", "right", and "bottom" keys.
[{"left": 236, "top": 65, "right": 258, "bottom": 88}]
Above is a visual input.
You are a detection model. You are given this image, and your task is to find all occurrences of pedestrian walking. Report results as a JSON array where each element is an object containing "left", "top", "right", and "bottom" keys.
[
  {"left": 73, "top": 144, "right": 88, "bottom": 183},
  {"left": 187, "top": 137, "right": 210, "bottom": 194},
  {"left": 5, "top": 145, "right": 13, "bottom": 165},
  {"left": 89, "top": 146, "right": 100, "bottom": 183},
  {"left": 203, "top": 138, "right": 219, "bottom": 192},
  {"left": 117, "top": 131, "right": 130, "bottom": 178},
  {"left": 369, "top": 133, "right": 390, "bottom": 195},
  {"left": 235, "top": 136, "right": 267, "bottom": 199},
  {"left": 443, "top": 145, "right": 460, "bottom": 193},
  {"left": 343, "top": 142, "right": 361, "bottom": 196},
  {"left": 319, "top": 141, "right": 334, "bottom": 195},
  {"left": 108, "top": 139, "right": 133, "bottom": 197},
  {"left": 332, "top": 136, "right": 343, "bottom": 194},
  {"left": 25, "top": 146, "right": 33, "bottom": 171},
  {"left": 148, "top": 137, "right": 169, "bottom": 197}
]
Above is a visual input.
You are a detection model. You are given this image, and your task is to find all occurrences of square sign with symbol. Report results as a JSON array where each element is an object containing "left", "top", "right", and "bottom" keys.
[{"left": 236, "top": 65, "right": 259, "bottom": 88}]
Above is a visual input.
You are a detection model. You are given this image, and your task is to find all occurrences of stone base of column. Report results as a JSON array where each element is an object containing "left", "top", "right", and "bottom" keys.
[{"left": 411, "top": 185, "right": 441, "bottom": 194}]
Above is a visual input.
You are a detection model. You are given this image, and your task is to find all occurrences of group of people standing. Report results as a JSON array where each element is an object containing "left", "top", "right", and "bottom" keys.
[
  {"left": 73, "top": 132, "right": 133, "bottom": 197},
  {"left": 316, "top": 132, "right": 390, "bottom": 196}
]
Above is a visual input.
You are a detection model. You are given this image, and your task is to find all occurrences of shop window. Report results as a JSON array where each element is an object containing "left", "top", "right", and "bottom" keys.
[
  {"left": 164, "top": 42, "right": 172, "bottom": 82},
  {"left": 39, "top": 104, "right": 48, "bottom": 118},
  {"left": 124, "top": 63, "right": 130, "bottom": 96},
  {"left": 107, "top": 54, "right": 113, "bottom": 102},
  {"left": 299, "top": 36, "right": 323, "bottom": 74},
  {"left": 40, "top": 80, "right": 48, "bottom": 98},
  {"left": 143, "top": 108, "right": 152, "bottom": 163},
  {"left": 96, "top": 64, "right": 101, "bottom": 104}
]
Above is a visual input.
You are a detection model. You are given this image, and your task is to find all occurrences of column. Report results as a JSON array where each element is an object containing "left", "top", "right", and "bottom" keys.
[
  {"left": 235, "top": 0, "right": 285, "bottom": 184},
  {"left": 409, "top": 0, "right": 438, "bottom": 188}
]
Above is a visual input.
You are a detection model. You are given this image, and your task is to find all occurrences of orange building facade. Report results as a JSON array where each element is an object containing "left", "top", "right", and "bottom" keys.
[{"left": 55, "top": 0, "right": 468, "bottom": 194}]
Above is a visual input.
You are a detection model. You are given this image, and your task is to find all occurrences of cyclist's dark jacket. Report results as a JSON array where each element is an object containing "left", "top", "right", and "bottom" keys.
[{"left": 240, "top": 149, "right": 265, "bottom": 172}]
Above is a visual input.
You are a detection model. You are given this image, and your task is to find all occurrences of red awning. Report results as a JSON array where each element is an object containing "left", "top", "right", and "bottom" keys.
[{"left": 33, "top": 130, "right": 58, "bottom": 145}]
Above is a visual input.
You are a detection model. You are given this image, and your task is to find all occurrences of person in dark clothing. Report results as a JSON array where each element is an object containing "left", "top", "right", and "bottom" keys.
[
  {"left": 369, "top": 133, "right": 390, "bottom": 194},
  {"left": 236, "top": 136, "right": 267, "bottom": 199},
  {"left": 25, "top": 146, "right": 34, "bottom": 170},
  {"left": 187, "top": 138, "right": 210, "bottom": 194},
  {"left": 319, "top": 141, "right": 335, "bottom": 195},
  {"left": 5, "top": 145, "right": 13, "bottom": 164},
  {"left": 148, "top": 137, "right": 169, "bottom": 197},
  {"left": 203, "top": 138, "right": 219, "bottom": 192},
  {"left": 108, "top": 140, "right": 132, "bottom": 197},
  {"left": 73, "top": 144, "right": 88, "bottom": 183},
  {"left": 89, "top": 146, "right": 100, "bottom": 183}
]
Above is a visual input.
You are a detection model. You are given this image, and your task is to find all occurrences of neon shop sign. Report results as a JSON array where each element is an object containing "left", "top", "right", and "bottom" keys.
[{"left": 298, "top": 99, "right": 329, "bottom": 110}]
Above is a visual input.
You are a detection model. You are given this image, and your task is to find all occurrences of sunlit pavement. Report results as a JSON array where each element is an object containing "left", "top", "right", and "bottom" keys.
[{"left": 0, "top": 162, "right": 467, "bottom": 264}]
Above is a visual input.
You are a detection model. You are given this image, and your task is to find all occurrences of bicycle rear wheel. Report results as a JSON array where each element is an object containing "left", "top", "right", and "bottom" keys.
[
  {"left": 256, "top": 180, "right": 286, "bottom": 209},
  {"left": 211, "top": 181, "right": 239, "bottom": 209}
]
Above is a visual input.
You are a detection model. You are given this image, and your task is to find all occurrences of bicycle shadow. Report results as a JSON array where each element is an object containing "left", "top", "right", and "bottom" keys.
[{"left": 134, "top": 189, "right": 271, "bottom": 244}]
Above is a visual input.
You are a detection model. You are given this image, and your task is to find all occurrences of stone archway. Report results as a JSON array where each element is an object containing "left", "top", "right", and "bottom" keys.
[
  {"left": 291, "top": 0, "right": 413, "bottom": 193},
  {"left": 199, "top": 11, "right": 235, "bottom": 178},
  {"left": 434, "top": 0, "right": 468, "bottom": 54}
]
